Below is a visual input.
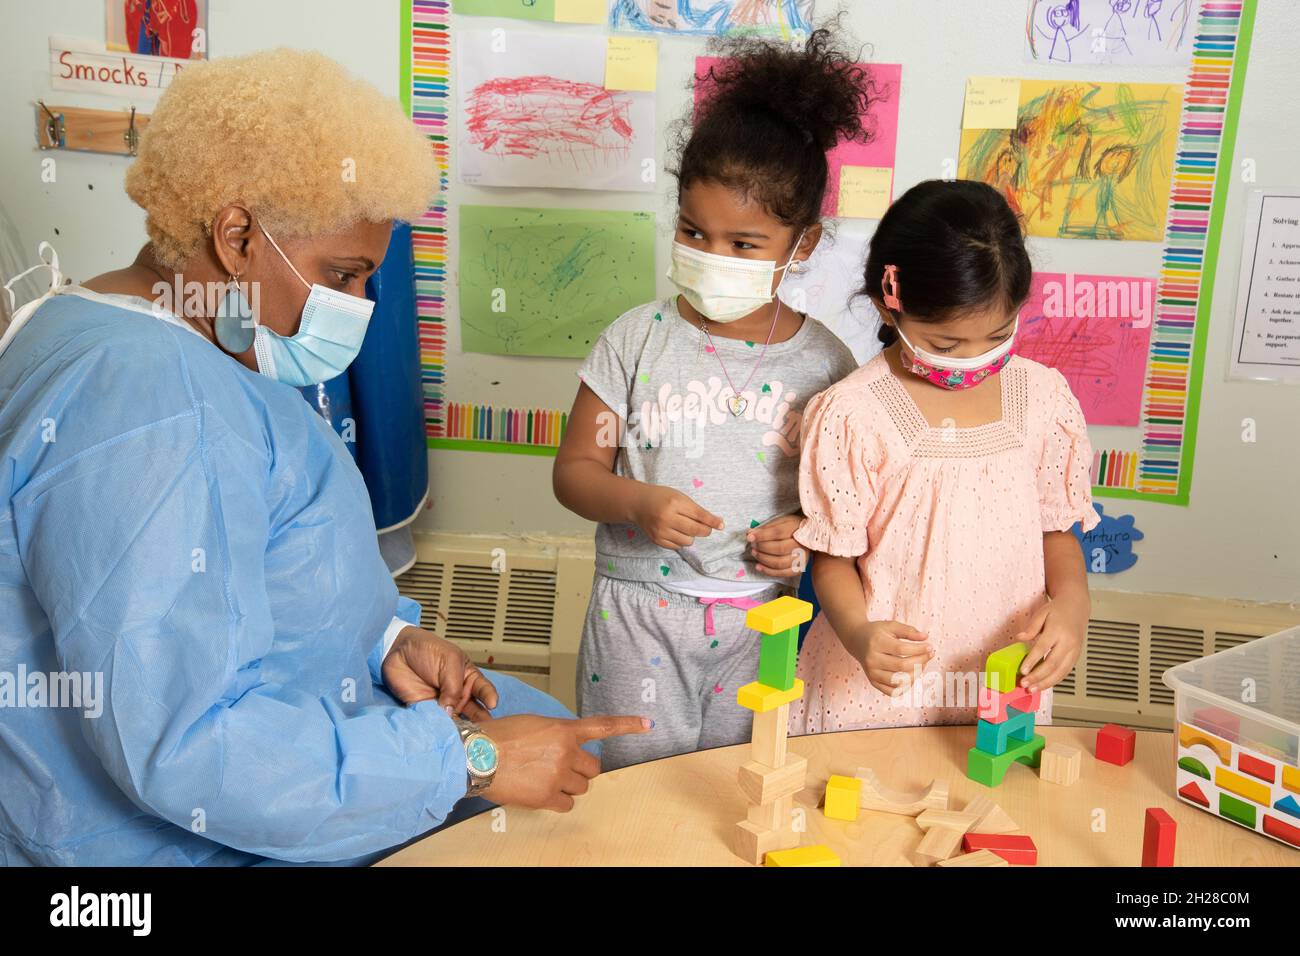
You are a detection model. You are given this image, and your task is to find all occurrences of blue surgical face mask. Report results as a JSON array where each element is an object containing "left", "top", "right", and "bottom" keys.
[{"left": 214, "top": 225, "right": 375, "bottom": 387}]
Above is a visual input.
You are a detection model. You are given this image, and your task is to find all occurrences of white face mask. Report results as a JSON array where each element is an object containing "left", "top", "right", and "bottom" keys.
[{"left": 666, "top": 230, "right": 805, "bottom": 323}]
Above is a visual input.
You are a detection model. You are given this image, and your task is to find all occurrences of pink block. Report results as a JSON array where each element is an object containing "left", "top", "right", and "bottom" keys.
[{"left": 977, "top": 685, "right": 1041, "bottom": 724}]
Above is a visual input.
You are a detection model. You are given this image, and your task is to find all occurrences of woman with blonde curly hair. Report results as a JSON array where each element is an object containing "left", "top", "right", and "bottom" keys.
[{"left": 0, "top": 48, "right": 645, "bottom": 866}]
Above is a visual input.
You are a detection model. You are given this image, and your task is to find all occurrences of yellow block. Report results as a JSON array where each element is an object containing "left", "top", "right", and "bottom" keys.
[
  {"left": 765, "top": 844, "right": 841, "bottom": 867},
  {"left": 1178, "top": 723, "right": 1232, "bottom": 765},
  {"left": 738, "top": 679, "right": 804, "bottom": 713},
  {"left": 1215, "top": 766, "right": 1271, "bottom": 807},
  {"left": 824, "top": 775, "right": 861, "bottom": 822},
  {"left": 745, "top": 595, "right": 814, "bottom": 635},
  {"left": 1284, "top": 764, "right": 1300, "bottom": 795}
]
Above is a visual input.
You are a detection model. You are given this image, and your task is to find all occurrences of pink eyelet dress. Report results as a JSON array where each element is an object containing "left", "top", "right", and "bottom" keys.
[{"left": 789, "top": 354, "right": 1100, "bottom": 734}]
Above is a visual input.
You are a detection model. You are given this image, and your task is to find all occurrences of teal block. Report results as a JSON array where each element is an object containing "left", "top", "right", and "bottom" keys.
[
  {"left": 967, "top": 734, "right": 1045, "bottom": 787},
  {"left": 974, "top": 706, "right": 1036, "bottom": 756},
  {"left": 757, "top": 626, "right": 798, "bottom": 691}
]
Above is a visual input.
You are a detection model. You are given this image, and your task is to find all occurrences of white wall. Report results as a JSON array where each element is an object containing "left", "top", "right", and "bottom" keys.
[{"left": 1, "top": 1, "right": 1296, "bottom": 604}]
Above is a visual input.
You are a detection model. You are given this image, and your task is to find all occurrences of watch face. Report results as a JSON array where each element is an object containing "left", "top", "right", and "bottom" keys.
[{"left": 466, "top": 734, "right": 498, "bottom": 775}]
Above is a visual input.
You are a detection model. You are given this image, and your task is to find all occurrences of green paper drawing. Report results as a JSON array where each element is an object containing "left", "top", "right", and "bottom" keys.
[{"left": 452, "top": 0, "right": 555, "bottom": 21}]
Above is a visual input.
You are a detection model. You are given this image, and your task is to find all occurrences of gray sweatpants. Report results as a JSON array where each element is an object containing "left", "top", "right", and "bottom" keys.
[{"left": 576, "top": 574, "right": 792, "bottom": 771}]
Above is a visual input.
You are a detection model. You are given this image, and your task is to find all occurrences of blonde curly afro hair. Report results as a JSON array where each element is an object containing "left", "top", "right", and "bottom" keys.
[{"left": 125, "top": 48, "right": 437, "bottom": 267}]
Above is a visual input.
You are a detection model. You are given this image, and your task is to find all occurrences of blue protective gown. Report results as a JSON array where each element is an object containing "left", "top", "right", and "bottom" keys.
[{"left": 0, "top": 289, "right": 568, "bottom": 865}]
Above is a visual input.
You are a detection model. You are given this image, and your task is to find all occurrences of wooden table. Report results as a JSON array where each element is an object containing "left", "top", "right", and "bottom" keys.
[{"left": 378, "top": 726, "right": 1299, "bottom": 866}]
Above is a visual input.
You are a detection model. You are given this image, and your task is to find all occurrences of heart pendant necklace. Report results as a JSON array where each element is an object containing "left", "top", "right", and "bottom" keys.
[{"left": 699, "top": 298, "right": 783, "bottom": 418}]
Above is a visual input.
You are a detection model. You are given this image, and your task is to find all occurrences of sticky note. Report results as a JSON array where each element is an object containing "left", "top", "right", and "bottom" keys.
[
  {"left": 963, "top": 77, "right": 1021, "bottom": 129},
  {"left": 837, "top": 165, "right": 892, "bottom": 219},
  {"left": 555, "top": 0, "right": 606, "bottom": 23},
  {"left": 605, "top": 37, "right": 657, "bottom": 91}
]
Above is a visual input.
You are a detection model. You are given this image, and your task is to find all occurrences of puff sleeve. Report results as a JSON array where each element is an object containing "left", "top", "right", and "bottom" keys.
[
  {"left": 1037, "top": 371, "right": 1101, "bottom": 534},
  {"left": 792, "top": 386, "right": 880, "bottom": 557}
]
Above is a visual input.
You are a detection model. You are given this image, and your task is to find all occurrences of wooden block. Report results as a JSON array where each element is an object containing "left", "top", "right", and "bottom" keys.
[
  {"left": 1040, "top": 742, "right": 1081, "bottom": 786},
  {"left": 984, "top": 642, "right": 1028, "bottom": 692},
  {"left": 1238, "top": 751, "right": 1277, "bottom": 784},
  {"left": 824, "top": 775, "right": 861, "bottom": 821},
  {"left": 967, "top": 734, "right": 1044, "bottom": 787},
  {"left": 856, "top": 767, "right": 949, "bottom": 816},
  {"left": 1096, "top": 723, "right": 1137, "bottom": 766},
  {"left": 737, "top": 679, "right": 804, "bottom": 713},
  {"left": 764, "top": 844, "right": 840, "bottom": 867},
  {"left": 738, "top": 753, "right": 808, "bottom": 805},
  {"left": 733, "top": 819, "right": 798, "bottom": 865},
  {"left": 745, "top": 595, "right": 814, "bottom": 634},
  {"left": 1283, "top": 764, "right": 1300, "bottom": 795},
  {"left": 757, "top": 627, "right": 799, "bottom": 691},
  {"left": 915, "top": 809, "right": 978, "bottom": 832},
  {"left": 960, "top": 795, "right": 1018, "bottom": 834},
  {"left": 962, "top": 832, "right": 1037, "bottom": 865},
  {"left": 1142, "top": 807, "right": 1176, "bottom": 867},
  {"left": 750, "top": 704, "right": 789, "bottom": 768},
  {"left": 1215, "top": 766, "right": 1272, "bottom": 806},
  {"left": 1176, "top": 722, "right": 1231, "bottom": 764},
  {"left": 937, "top": 849, "right": 1009, "bottom": 867},
  {"left": 977, "top": 684, "right": 1041, "bottom": 724},
  {"left": 916, "top": 824, "right": 965, "bottom": 864},
  {"left": 748, "top": 793, "right": 793, "bottom": 831},
  {"left": 975, "top": 708, "right": 1036, "bottom": 756},
  {"left": 1263, "top": 813, "right": 1300, "bottom": 847}
]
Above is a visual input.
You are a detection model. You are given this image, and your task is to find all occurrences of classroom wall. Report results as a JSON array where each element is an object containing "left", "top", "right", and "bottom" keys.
[{"left": 1, "top": 1, "right": 1296, "bottom": 604}]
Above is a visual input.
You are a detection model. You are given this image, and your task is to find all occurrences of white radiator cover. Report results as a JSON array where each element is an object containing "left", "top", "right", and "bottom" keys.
[{"left": 397, "top": 532, "right": 1300, "bottom": 725}]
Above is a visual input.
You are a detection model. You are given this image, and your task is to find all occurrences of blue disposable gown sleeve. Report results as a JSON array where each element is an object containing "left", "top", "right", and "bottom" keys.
[
  {"left": 16, "top": 401, "right": 467, "bottom": 863},
  {"left": 368, "top": 595, "right": 424, "bottom": 686}
]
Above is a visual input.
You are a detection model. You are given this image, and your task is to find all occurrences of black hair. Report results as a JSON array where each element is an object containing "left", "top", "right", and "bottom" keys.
[
  {"left": 865, "top": 180, "right": 1032, "bottom": 346},
  {"left": 669, "top": 19, "right": 878, "bottom": 231}
]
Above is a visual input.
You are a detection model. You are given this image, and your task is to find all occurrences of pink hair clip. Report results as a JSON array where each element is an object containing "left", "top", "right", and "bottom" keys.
[{"left": 882, "top": 264, "right": 902, "bottom": 312}]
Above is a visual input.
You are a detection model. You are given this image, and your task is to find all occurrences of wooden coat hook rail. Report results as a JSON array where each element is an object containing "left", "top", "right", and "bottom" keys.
[{"left": 35, "top": 102, "right": 151, "bottom": 157}]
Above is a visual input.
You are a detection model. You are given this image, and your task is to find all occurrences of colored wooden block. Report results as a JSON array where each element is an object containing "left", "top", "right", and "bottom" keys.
[
  {"left": 1178, "top": 780, "right": 1210, "bottom": 808},
  {"left": 936, "top": 849, "right": 1009, "bottom": 867},
  {"left": 823, "top": 775, "right": 861, "bottom": 821},
  {"left": 1177, "top": 723, "right": 1232, "bottom": 765},
  {"left": 737, "top": 679, "right": 804, "bottom": 713},
  {"left": 764, "top": 844, "right": 840, "bottom": 867},
  {"left": 1275, "top": 794, "right": 1300, "bottom": 820},
  {"left": 745, "top": 595, "right": 814, "bottom": 635},
  {"left": 1096, "top": 723, "right": 1136, "bottom": 766},
  {"left": 1142, "top": 808, "right": 1176, "bottom": 867},
  {"left": 962, "top": 832, "right": 1037, "bottom": 865},
  {"left": 961, "top": 795, "right": 1020, "bottom": 834},
  {"left": 1263, "top": 813, "right": 1300, "bottom": 848},
  {"left": 975, "top": 707, "right": 1036, "bottom": 756},
  {"left": 916, "top": 824, "right": 965, "bottom": 864},
  {"left": 984, "top": 642, "right": 1029, "bottom": 693},
  {"left": 1192, "top": 706, "right": 1240, "bottom": 742},
  {"left": 977, "top": 684, "right": 1041, "bottom": 724},
  {"left": 1215, "top": 766, "right": 1271, "bottom": 806},
  {"left": 1218, "top": 792, "right": 1257, "bottom": 829},
  {"left": 1283, "top": 764, "right": 1300, "bottom": 795},
  {"left": 966, "top": 734, "right": 1045, "bottom": 787},
  {"left": 757, "top": 627, "right": 799, "bottom": 691},
  {"left": 1040, "top": 742, "right": 1081, "bottom": 786},
  {"left": 750, "top": 704, "right": 789, "bottom": 768},
  {"left": 738, "top": 753, "right": 807, "bottom": 805},
  {"left": 855, "top": 768, "right": 949, "bottom": 815},
  {"left": 1238, "top": 751, "right": 1276, "bottom": 784},
  {"left": 733, "top": 819, "right": 799, "bottom": 865},
  {"left": 1177, "top": 755, "right": 1210, "bottom": 779}
]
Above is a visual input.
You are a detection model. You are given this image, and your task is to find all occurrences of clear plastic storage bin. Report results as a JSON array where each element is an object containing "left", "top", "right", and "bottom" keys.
[{"left": 1162, "top": 625, "right": 1300, "bottom": 850}]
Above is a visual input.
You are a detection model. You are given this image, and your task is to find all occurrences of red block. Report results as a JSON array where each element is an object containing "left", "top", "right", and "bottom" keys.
[
  {"left": 1178, "top": 780, "right": 1209, "bottom": 808},
  {"left": 1263, "top": 814, "right": 1300, "bottom": 848},
  {"left": 1096, "top": 723, "right": 1136, "bottom": 766},
  {"left": 962, "top": 832, "right": 1037, "bottom": 865},
  {"left": 1192, "top": 706, "right": 1240, "bottom": 742},
  {"left": 1237, "top": 751, "right": 1276, "bottom": 784},
  {"left": 977, "top": 684, "right": 1042, "bottom": 724},
  {"left": 1142, "top": 808, "right": 1176, "bottom": 867}
]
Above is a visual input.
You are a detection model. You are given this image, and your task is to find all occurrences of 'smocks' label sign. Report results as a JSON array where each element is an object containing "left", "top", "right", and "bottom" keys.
[{"left": 49, "top": 35, "right": 188, "bottom": 100}]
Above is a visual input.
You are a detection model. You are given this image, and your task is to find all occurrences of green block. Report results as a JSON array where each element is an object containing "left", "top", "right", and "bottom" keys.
[
  {"left": 1219, "top": 792, "right": 1257, "bottom": 829},
  {"left": 757, "top": 626, "right": 798, "bottom": 691},
  {"left": 966, "top": 733, "right": 1045, "bottom": 787},
  {"left": 984, "top": 642, "right": 1029, "bottom": 692},
  {"left": 1177, "top": 756, "right": 1211, "bottom": 779}
]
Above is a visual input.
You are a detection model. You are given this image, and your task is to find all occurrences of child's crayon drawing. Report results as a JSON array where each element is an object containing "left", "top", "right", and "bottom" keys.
[
  {"left": 1025, "top": 0, "right": 1197, "bottom": 67},
  {"left": 612, "top": 0, "right": 814, "bottom": 36}
]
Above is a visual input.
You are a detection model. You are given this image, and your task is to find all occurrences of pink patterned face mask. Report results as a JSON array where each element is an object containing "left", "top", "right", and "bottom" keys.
[{"left": 895, "top": 320, "right": 1018, "bottom": 390}]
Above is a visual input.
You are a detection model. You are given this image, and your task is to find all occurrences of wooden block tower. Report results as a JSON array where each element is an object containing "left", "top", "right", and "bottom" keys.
[
  {"left": 966, "top": 642, "right": 1046, "bottom": 787},
  {"left": 732, "top": 595, "right": 814, "bottom": 865}
]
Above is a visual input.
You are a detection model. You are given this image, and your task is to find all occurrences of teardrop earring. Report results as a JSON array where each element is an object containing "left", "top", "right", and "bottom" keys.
[{"left": 214, "top": 274, "right": 255, "bottom": 353}]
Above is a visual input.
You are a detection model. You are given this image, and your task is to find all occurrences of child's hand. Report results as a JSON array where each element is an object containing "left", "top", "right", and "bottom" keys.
[
  {"left": 851, "top": 620, "right": 934, "bottom": 697},
  {"left": 1015, "top": 596, "right": 1087, "bottom": 693},
  {"left": 629, "top": 484, "right": 725, "bottom": 550},
  {"left": 747, "top": 514, "right": 806, "bottom": 577}
]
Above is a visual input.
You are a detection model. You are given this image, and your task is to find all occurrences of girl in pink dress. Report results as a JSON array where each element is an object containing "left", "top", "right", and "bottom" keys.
[{"left": 790, "top": 180, "right": 1099, "bottom": 734}]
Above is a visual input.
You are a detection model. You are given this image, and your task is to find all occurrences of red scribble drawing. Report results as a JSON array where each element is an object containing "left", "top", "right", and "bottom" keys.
[{"left": 465, "top": 76, "right": 636, "bottom": 169}]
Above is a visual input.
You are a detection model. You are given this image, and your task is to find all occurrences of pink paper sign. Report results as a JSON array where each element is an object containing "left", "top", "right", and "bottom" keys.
[
  {"left": 1017, "top": 272, "right": 1156, "bottom": 427},
  {"left": 693, "top": 57, "right": 901, "bottom": 218}
]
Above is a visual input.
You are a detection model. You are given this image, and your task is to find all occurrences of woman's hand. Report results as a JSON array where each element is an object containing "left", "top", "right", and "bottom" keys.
[
  {"left": 382, "top": 626, "right": 498, "bottom": 720},
  {"left": 1016, "top": 595, "right": 1087, "bottom": 693},
  {"left": 849, "top": 620, "right": 933, "bottom": 697},
  {"left": 628, "top": 483, "right": 725, "bottom": 550},
  {"left": 747, "top": 513, "right": 807, "bottom": 576}
]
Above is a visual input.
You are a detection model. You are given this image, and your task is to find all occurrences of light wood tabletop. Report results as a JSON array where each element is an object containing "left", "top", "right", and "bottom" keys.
[{"left": 378, "top": 726, "right": 1299, "bottom": 866}]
